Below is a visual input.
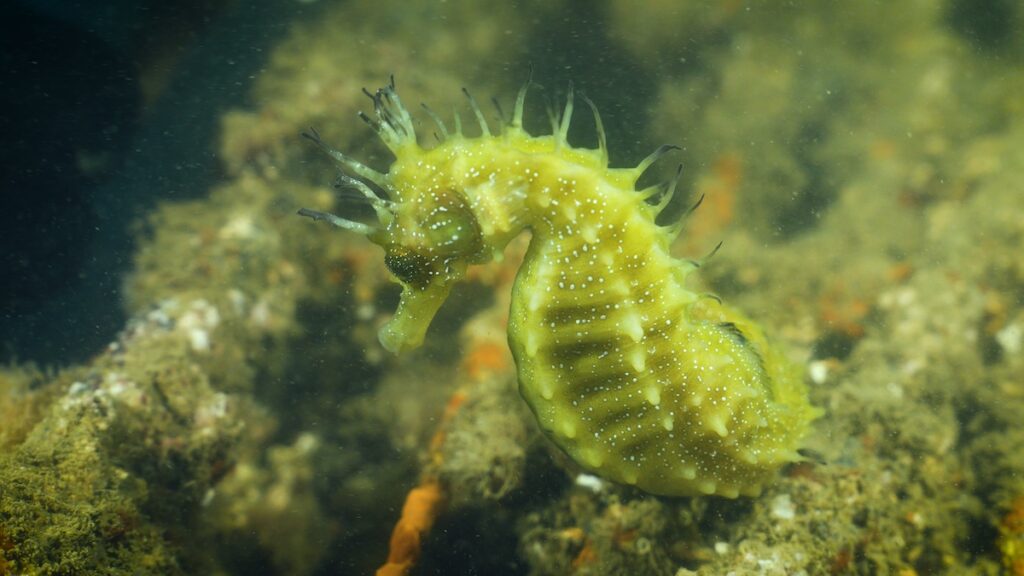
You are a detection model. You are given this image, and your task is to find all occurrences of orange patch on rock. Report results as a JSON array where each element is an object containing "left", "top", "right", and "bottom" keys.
[
  {"left": 682, "top": 153, "right": 739, "bottom": 253},
  {"left": 462, "top": 342, "right": 511, "bottom": 380}
]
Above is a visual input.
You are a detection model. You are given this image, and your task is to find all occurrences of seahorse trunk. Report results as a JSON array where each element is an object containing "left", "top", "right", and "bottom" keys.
[{"left": 507, "top": 162, "right": 812, "bottom": 498}]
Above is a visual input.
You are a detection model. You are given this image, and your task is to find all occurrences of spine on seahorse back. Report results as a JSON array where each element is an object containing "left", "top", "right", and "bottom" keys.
[{"left": 300, "top": 79, "right": 819, "bottom": 498}]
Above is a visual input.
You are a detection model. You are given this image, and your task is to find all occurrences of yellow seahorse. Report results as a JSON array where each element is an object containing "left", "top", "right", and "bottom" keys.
[{"left": 300, "top": 79, "right": 819, "bottom": 497}]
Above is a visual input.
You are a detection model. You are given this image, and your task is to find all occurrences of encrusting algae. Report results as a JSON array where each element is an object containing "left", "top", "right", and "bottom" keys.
[{"left": 301, "top": 78, "right": 820, "bottom": 497}]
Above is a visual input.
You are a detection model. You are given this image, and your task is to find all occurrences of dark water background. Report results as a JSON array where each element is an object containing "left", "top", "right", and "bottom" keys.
[{"left": 0, "top": 0, "right": 298, "bottom": 366}]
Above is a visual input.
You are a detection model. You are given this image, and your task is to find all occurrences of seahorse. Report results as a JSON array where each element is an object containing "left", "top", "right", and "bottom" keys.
[{"left": 300, "top": 78, "right": 819, "bottom": 497}]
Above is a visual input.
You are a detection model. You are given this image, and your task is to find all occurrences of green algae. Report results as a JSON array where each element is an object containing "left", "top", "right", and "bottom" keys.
[
  {"left": 0, "top": 365, "right": 55, "bottom": 452},
  {"left": 0, "top": 304, "right": 247, "bottom": 574}
]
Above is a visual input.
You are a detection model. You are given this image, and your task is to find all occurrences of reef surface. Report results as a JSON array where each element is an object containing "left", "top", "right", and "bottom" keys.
[{"left": 3, "top": 1, "right": 1024, "bottom": 574}]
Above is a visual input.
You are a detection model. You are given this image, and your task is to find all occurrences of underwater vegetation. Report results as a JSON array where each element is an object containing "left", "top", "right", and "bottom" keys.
[{"left": 3, "top": 1, "right": 1024, "bottom": 575}]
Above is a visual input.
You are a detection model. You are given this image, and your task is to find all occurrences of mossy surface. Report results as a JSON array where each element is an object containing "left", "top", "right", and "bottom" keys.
[
  {"left": 0, "top": 302, "right": 247, "bottom": 574},
  {"left": 0, "top": 365, "right": 56, "bottom": 452},
  {"left": 5, "top": 1, "right": 1024, "bottom": 574}
]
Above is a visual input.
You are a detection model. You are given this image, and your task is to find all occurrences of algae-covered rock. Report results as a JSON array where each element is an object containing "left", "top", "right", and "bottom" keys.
[
  {"left": 0, "top": 299, "right": 255, "bottom": 574},
  {"left": 0, "top": 364, "right": 55, "bottom": 452}
]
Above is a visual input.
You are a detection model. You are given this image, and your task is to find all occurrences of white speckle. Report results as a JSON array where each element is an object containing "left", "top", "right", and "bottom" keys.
[
  {"left": 147, "top": 306, "right": 173, "bottom": 328},
  {"left": 575, "top": 473, "right": 605, "bottom": 493},
  {"left": 997, "top": 322, "right": 1023, "bottom": 355},
  {"left": 356, "top": 303, "right": 376, "bottom": 320},
  {"left": 189, "top": 328, "right": 210, "bottom": 352},
  {"left": 886, "top": 381, "right": 904, "bottom": 400},
  {"left": 219, "top": 214, "right": 257, "bottom": 240},
  {"left": 770, "top": 494, "right": 796, "bottom": 520},
  {"left": 250, "top": 299, "right": 271, "bottom": 327},
  {"left": 714, "top": 542, "right": 730, "bottom": 555},
  {"left": 228, "top": 289, "right": 247, "bottom": 314},
  {"left": 808, "top": 360, "right": 830, "bottom": 385}
]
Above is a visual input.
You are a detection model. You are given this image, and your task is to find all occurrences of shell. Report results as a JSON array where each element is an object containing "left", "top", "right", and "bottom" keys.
[{"left": 302, "top": 80, "right": 820, "bottom": 497}]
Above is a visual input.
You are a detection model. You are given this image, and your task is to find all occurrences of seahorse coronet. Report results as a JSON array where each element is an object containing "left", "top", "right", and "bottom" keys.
[{"left": 301, "top": 79, "right": 820, "bottom": 497}]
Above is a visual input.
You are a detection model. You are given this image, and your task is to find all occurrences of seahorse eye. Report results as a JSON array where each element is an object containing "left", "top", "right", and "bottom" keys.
[
  {"left": 423, "top": 199, "right": 483, "bottom": 258},
  {"left": 384, "top": 247, "right": 433, "bottom": 289}
]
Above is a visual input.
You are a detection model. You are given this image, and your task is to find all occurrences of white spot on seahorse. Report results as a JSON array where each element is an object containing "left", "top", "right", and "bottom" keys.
[
  {"left": 537, "top": 189, "right": 551, "bottom": 207},
  {"left": 708, "top": 413, "right": 729, "bottom": 437},
  {"left": 629, "top": 347, "right": 647, "bottom": 372},
  {"left": 609, "top": 278, "right": 630, "bottom": 297},
  {"left": 540, "top": 377, "right": 554, "bottom": 400},
  {"left": 563, "top": 204, "right": 577, "bottom": 223},
  {"left": 720, "top": 486, "right": 740, "bottom": 498},
  {"left": 560, "top": 418, "right": 577, "bottom": 438},
  {"left": 643, "top": 384, "right": 660, "bottom": 406},
  {"left": 622, "top": 314, "right": 644, "bottom": 343},
  {"left": 581, "top": 446, "right": 605, "bottom": 468},
  {"left": 525, "top": 329, "right": 539, "bottom": 357},
  {"left": 529, "top": 289, "right": 545, "bottom": 312},
  {"left": 698, "top": 480, "right": 717, "bottom": 495}
]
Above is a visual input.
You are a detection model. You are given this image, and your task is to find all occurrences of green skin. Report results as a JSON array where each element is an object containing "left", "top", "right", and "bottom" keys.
[{"left": 312, "top": 85, "right": 820, "bottom": 497}]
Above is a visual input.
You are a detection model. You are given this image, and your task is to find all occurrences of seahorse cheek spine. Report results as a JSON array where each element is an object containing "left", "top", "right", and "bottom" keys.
[{"left": 301, "top": 82, "right": 820, "bottom": 498}]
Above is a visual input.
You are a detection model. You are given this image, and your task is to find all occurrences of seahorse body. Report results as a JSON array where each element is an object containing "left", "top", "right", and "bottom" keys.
[{"left": 302, "top": 80, "right": 819, "bottom": 497}]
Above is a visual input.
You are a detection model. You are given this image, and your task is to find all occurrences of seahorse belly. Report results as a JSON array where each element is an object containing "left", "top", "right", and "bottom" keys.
[{"left": 507, "top": 165, "right": 814, "bottom": 498}]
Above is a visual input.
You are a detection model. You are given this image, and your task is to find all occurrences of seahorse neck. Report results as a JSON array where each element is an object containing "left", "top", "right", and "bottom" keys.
[{"left": 435, "top": 135, "right": 640, "bottom": 256}]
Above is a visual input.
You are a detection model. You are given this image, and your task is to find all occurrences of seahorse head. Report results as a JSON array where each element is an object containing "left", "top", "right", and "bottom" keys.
[
  {"left": 299, "top": 166, "right": 486, "bottom": 352},
  {"left": 300, "top": 80, "right": 503, "bottom": 353},
  {"left": 371, "top": 187, "right": 486, "bottom": 352}
]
